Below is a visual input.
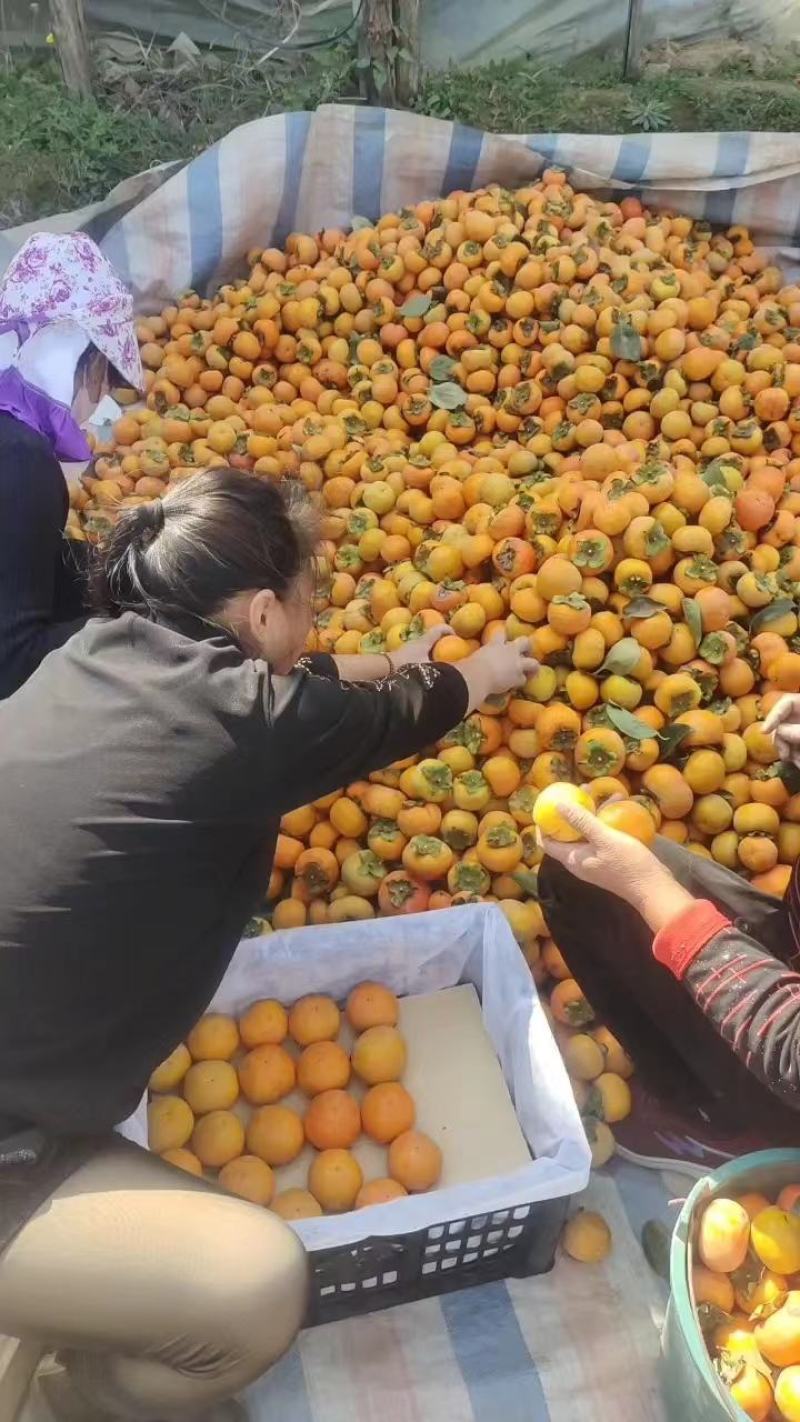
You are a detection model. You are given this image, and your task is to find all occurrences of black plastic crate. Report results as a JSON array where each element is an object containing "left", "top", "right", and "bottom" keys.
[{"left": 306, "top": 1192, "right": 571, "bottom": 1325}]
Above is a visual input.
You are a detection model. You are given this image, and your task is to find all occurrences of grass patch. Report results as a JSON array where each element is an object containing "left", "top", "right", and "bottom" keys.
[
  {"left": 0, "top": 61, "right": 179, "bottom": 226},
  {"left": 414, "top": 54, "right": 800, "bottom": 134},
  {"left": 0, "top": 48, "right": 358, "bottom": 227}
]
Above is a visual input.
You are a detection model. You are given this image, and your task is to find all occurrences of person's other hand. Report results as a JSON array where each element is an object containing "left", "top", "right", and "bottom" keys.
[
  {"left": 469, "top": 631, "right": 540, "bottom": 696},
  {"left": 388, "top": 624, "right": 453, "bottom": 669},
  {"left": 764, "top": 694, "right": 800, "bottom": 768},
  {"left": 540, "top": 799, "right": 664, "bottom": 905},
  {"left": 541, "top": 799, "right": 696, "bottom": 934}
]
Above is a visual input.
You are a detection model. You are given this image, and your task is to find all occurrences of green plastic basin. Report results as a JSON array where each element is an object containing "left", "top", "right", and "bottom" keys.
[{"left": 662, "top": 1148, "right": 800, "bottom": 1422}]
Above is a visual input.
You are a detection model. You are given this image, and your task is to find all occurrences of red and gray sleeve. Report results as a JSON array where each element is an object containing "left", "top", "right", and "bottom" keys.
[{"left": 653, "top": 899, "right": 800, "bottom": 1111}]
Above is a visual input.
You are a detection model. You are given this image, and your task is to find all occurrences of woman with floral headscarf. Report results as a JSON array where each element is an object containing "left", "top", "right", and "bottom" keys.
[{"left": 0, "top": 231, "right": 143, "bottom": 697}]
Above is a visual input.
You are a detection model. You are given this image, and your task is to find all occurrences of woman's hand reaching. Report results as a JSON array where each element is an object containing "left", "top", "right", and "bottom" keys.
[
  {"left": 457, "top": 632, "right": 540, "bottom": 712},
  {"left": 330, "top": 627, "right": 537, "bottom": 698},
  {"left": 388, "top": 625, "right": 453, "bottom": 669},
  {"left": 540, "top": 799, "right": 694, "bottom": 934},
  {"left": 764, "top": 694, "right": 800, "bottom": 769}
]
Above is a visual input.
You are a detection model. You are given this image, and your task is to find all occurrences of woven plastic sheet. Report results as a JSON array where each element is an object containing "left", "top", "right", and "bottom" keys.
[{"left": 2, "top": 106, "right": 799, "bottom": 309}]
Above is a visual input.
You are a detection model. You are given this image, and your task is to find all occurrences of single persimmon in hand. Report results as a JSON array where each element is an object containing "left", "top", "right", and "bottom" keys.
[{"left": 532, "top": 782, "right": 595, "bottom": 842}]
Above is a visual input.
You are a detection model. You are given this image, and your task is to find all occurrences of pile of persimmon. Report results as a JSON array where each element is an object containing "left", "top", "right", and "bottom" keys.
[
  {"left": 693, "top": 1187, "right": 800, "bottom": 1420},
  {"left": 147, "top": 981, "right": 442, "bottom": 1217},
  {"left": 76, "top": 175, "right": 800, "bottom": 1167}
]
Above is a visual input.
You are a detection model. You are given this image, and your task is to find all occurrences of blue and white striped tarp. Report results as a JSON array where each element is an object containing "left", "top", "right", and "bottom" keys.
[
  {"left": 244, "top": 1158, "right": 686, "bottom": 1422},
  {"left": 2, "top": 106, "right": 799, "bottom": 310}
]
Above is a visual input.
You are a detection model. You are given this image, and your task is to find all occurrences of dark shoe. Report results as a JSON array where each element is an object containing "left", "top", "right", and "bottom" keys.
[{"left": 613, "top": 1078, "right": 784, "bottom": 1177}]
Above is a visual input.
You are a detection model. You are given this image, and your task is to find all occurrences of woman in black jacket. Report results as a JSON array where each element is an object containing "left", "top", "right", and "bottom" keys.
[
  {"left": 0, "top": 230, "right": 144, "bottom": 699},
  {"left": 0, "top": 466, "right": 536, "bottom": 1422}
]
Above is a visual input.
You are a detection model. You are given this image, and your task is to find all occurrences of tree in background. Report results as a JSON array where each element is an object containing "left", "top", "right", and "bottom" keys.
[
  {"left": 360, "top": 0, "right": 419, "bottom": 106},
  {"left": 50, "top": 0, "right": 93, "bottom": 96}
]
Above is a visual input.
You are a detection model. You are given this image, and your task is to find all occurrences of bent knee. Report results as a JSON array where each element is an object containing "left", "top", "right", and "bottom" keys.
[{"left": 193, "top": 1200, "right": 309, "bottom": 1375}]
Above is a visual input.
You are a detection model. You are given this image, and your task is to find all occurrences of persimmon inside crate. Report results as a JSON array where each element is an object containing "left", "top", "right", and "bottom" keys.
[{"left": 126, "top": 903, "right": 590, "bottom": 1322}]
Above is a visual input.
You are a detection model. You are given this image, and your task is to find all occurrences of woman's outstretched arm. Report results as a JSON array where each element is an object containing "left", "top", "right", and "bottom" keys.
[{"left": 263, "top": 635, "right": 538, "bottom": 811}]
